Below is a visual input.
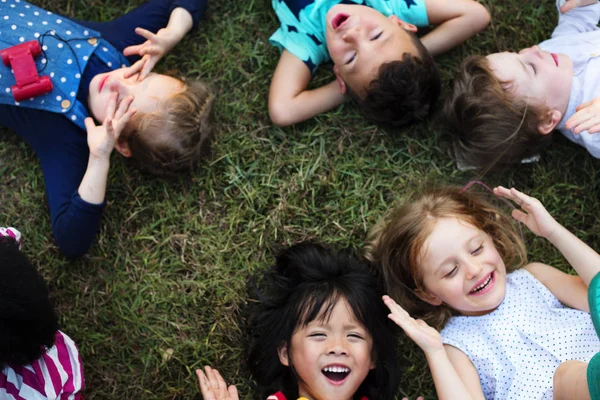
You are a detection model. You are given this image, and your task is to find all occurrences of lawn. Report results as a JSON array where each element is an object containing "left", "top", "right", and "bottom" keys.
[{"left": 1, "top": 0, "right": 600, "bottom": 398}]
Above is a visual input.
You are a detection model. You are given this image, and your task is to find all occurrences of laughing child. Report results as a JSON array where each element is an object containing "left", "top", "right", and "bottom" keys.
[
  {"left": 267, "top": 0, "right": 490, "bottom": 128},
  {"left": 444, "top": 0, "right": 600, "bottom": 170}
]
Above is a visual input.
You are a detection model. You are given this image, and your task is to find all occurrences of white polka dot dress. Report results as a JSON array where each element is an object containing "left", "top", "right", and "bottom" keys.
[{"left": 441, "top": 269, "right": 600, "bottom": 400}]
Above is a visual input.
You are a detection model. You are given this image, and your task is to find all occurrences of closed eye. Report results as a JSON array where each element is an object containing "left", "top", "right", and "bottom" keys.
[
  {"left": 371, "top": 31, "right": 382, "bottom": 41},
  {"left": 529, "top": 63, "right": 536, "bottom": 74},
  {"left": 345, "top": 52, "right": 356, "bottom": 65},
  {"left": 309, "top": 333, "right": 326, "bottom": 338},
  {"left": 445, "top": 266, "right": 458, "bottom": 278},
  {"left": 471, "top": 244, "right": 483, "bottom": 255},
  {"left": 348, "top": 333, "right": 365, "bottom": 340}
]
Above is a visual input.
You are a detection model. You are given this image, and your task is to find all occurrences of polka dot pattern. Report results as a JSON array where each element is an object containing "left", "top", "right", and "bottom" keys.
[{"left": 441, "top": 269, "right": 600, "bottom": 399}]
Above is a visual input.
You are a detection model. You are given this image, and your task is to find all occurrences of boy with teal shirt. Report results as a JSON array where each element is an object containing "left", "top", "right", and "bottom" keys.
[{"left": 268, "top": 0, "right": 491, "bottom": 128}]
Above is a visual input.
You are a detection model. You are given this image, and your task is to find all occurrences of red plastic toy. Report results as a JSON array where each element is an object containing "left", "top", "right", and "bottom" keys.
[{"left": 1, "top": 40, "right": 53, "bottom": 102}]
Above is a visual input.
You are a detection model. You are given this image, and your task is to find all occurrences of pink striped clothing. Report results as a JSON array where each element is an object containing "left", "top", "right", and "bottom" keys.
[{"left": 1, "top": 331, "right": 84, "bottom": 400}]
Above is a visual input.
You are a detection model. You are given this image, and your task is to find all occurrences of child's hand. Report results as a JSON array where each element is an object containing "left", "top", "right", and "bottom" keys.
[
  {"left": 493, "top": 187, "right": 560, "bottom": 240},
  {"left": 84, "top": 94, "right": 136, "bottom": 160},
  {"left": 565, "top": 97, "right": 600, "bottom": 134},
  {"left": 122, "top": 27, "right": 178, "bottom": 81},
  {"left": 560, "top": 0, "right": 598, "bottom": 13},
  {"left": 196, "top": 366, "right": 239, "bottom": 400},
  {"left": 383, "top": 295, "right": 444, "bottom": 355}
]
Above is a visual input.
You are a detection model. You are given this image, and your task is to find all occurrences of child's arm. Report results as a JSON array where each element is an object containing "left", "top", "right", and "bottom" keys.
[
  {"left": 268, "top": 50, "right": 346, "bottom": 127},
  {"left": 196, "top": 366, "right": 239, "bottom": 400},
  {"left": 383, "top": 296, "right": 486, "bottom": 400},
  {"left": 525, "top": 263, "right": 589, "bottom": 312},
  {"left": 79, "top": 94, "right": 136, "bottom": 205},
  {"left": 494, "top": 187, "right": 600, "bottom": 287},
  {"left": 421, "top": 0, "right": 491, "bottom": 56},
  {"left": 123, "top": 7, "right": 194, "bottom": 80}
]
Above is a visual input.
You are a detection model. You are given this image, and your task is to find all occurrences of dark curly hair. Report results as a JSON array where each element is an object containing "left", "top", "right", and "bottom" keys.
[
  {"left": 0, "top": 237, "right": 59, "bottom": 367},
  {"left": 246, "top": 242, "right": 400, "bottom": 400},
  {"left": 349, "top": 31, "right": 441, "bottom": 129}
]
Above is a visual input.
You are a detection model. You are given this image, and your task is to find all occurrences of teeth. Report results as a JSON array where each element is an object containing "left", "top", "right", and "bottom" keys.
[
  {"left": 472, "top": 275, "right": 492, "bottom": 293},
  {"left": 323, "top": 366, "right": 349, "bottom": 373}
]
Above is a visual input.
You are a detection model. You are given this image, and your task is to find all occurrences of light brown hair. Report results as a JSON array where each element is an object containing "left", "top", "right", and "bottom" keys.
[
  {"left": 443, "top": 55, "right": 552, "bottom": 172},
  {"left": 127, "top": 79, "right": 215, "bottom": 175},
  {"left": 364, "top": 186, "right": 527, "bottom": 330}
]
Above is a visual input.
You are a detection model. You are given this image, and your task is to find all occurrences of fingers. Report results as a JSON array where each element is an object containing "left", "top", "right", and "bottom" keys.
[
  {"left": 560, "top": 0, "right": 597, "bottom": 13},
  {"left": 122, "top": 43, "right": 144, "bottom": 57},
  {"left": 84, "top": 117, "right": 96, "bottom": 132},
  {"left": 114, "top": 96, "right": 134, "bottom": 121},
  {"left": 122, "top": 58, "right": 145, "bottom": 79},
  {"left": 511, "top": 209, "right": 528, "bottom": 224},
  {"left": 139, "top": 54, "right": 156, "bottom": 81},
  {"left": 493, "top": 186, "right": 531, "bottom": 208},
  {"left": 102, "top": 93, "right": 118, "bottom": 126},
  {"left": 228, "top": 385, "right": 239, "bottom": 400},
  {"left": 135, "top": 27, "right": 156, "bottom": 41},
  {"left": 196, "top": 369, "right": 214, "bottom": 399}
]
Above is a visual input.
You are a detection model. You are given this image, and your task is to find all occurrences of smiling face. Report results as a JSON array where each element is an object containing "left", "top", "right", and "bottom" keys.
[
  {"left": 87, "top": 68, "right": 184, "bottom": 124},
  {"left": 278, "top": 297, "right": 375, "bottom": 400},
  {"left": 325, "top": 4, "right": 418, "bottom": 96},
  {"left": 486, "top": 46, "right": 573, "bottom": 118},
  {"left": 418, "top": 217, "right": 507, "bottom": 316}
]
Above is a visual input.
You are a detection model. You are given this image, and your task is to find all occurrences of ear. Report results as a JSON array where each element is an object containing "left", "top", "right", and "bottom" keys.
[
  {"left": 537, "top": 109, "right": 562, "bottom": 135},
  {"left": 414, "top": 288, "right": 442, "bottom": 306},
  {"left": 369, "top": 354, "right": 376, "bottom": 370},
  {"left": 333, "top": 65, "right": 347, "bottom": 95},
  {"left": 114, "top": 136, "right": 133, "bottom": 158},
  {"left": 388, "top": 15, "right": 418, "bottom": 33},
  {"left": 277, "top": 342, "right": 290, "bottom": 367}
]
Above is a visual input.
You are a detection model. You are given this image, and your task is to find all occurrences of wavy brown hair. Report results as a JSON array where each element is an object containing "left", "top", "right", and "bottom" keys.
[
  {"left": 127, "top": 79, "right": 215, "bottom": 175},
  {"left": 443, "top": 55, "right": 552, "bottom": 172},
  {"left": 364, "top": 186, "right": 527, "bottom": 330}
]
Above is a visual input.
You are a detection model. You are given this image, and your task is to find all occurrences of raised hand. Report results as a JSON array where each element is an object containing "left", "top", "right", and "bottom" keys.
[
  {"left": 196, "top": 367, "right": 239, "bottom": 400},
  {"left": 493, "top": 187, "right": 560, "bottom": 240},
  {"left": 565, "top": 97, "right": 600, "bottom": 134},
  {"left": 122, "top": 27, "right": 179, "bottom": 81},
  {"left": 383, "top": 295, "right": 444, "bottom": 355},
  {"left": 84, "top": 93, "right": 136, "bottom": 160},
  {"left": 560, "top": 0, "right": 598, "bottom": 13}
]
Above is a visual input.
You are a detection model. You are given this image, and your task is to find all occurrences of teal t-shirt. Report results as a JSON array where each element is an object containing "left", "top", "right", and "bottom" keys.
[{"left": 269, "top": 0, "right": 429, "bottom": 73}]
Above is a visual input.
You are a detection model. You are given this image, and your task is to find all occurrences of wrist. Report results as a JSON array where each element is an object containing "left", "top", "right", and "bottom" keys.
[{"left": 88, "top": 153, "right": 111, "bottom": 167}]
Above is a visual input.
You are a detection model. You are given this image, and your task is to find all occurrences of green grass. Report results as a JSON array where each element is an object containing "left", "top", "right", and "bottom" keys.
[{"left": 1, "top": 0, "right": 600, "bottom": 398}]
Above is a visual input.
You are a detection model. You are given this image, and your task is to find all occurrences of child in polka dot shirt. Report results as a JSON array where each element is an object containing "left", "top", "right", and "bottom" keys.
[
  {"left": 366, "top": 185, "right": 600, "bottom": 400},
  {"left": 0, "top": 0, "right": 214, "bottom": 258}
]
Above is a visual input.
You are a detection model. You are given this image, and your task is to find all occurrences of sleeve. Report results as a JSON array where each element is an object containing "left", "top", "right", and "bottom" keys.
[
  {"left": 0, "top": 105, "right": 105, "bottom": 258},
  {"left": 552, "top": 0, "right": 600, "bottom": 38},
  {"left": 269, "top": 0, "right": 328, "bottom": 74},
  {"left": 382, "top": 0, "right": 429, "bottom": 27},
  {"left": 170, "top": 0, "right": 208, "bottom": 31},
  {"left": 0, "top": 227, "right": 22, "bottom": 249}
]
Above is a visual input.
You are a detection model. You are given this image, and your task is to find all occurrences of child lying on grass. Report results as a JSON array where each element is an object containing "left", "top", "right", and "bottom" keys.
[
  {"left": 444, "top": 0, "right": 600, "bottom": 171},
  {"left": 367, "top": 185, "right": 600, "bottom": 399},
  {"left": 197, "top": 243, "right": 425, "bottom": 400},
  {"left": 267, "top": 0, "right": 490, "bottom": 128},
  {"left": 0, "top": 0, "right": 214, "bottom": 257},
  {"left": 0, "top": 228, "right": 84, "bottom": 399}
]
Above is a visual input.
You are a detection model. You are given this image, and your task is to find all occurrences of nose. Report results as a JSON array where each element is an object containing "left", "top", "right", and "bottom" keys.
[
  {"left": 464, "top": 259, "right": 483, "bottom": 280},
  {"left": 327, "top": 338, "right": 348, "bottom": 356},
  {"left": 107, "top": 74, "right": 136, "bottom": 95},
  {"left": 342, "top": 25, "right": 360, "bottom": 42},
  {"left": 519, "top": 45, "right": 542, "bottom": 57}
]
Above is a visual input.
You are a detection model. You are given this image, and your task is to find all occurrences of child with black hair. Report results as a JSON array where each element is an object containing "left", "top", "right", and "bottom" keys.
[
  {"left": 0, "top": 227, "right": 84, "bottom": 399},
  {"left": 197, "top": 242, "right": 415, "bottom": 400}
]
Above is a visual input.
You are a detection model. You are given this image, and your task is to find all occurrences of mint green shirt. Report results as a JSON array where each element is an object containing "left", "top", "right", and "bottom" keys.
[{"left": 270, "top": 0, "right": 429, "bottom": 73}]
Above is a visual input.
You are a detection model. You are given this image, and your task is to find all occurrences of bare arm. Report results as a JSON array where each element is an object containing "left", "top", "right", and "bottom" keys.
[
  {"left": 421, "top": 0, "right": 490, "bottom": 56},
  {"left": 525, "top": 262, "right": 589, "bottom": 312},
  {"left": 268, "top": 50, "right": 346, "bottom": 126}
]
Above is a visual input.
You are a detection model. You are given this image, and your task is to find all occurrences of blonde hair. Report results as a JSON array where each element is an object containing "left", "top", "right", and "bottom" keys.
[
  {"left": 127, "top": 79, "right": 215, "bottom": 175},
  {"left": 365, "top": 186, "right": 527, "bottom": 330}
]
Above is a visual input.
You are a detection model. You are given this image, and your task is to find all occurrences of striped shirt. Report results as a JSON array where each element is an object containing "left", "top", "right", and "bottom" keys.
[{"left": 1, "top": 331, "right": 84, "bottom": 400}]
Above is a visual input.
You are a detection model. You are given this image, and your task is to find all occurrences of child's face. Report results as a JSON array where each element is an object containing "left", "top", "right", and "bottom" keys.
[
  {"left": 486, "top": 46, "right": 573, "bottom": 117},
  {"left": 418, "top": 217, "right": 507, "bottom": 316},
  {"left": 88, "top": 69, "right": 184, "bottom": 126},
  {"left": 278, "top": 297, "right": 375, "bottom": 400},
  {"left": 325, "top": 4, "right": 418, "bottom": 96}
]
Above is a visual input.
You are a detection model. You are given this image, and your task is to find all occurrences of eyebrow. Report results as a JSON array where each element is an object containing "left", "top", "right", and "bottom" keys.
[{"left": 518, "top": 60, "right": 530, "bottom": 75}]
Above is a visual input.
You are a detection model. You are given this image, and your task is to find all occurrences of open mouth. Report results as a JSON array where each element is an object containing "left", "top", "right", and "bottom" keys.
[
  {"left": 551, "top": 53, "right": 559, "bottom": 67},
  {"left": 469, "top": 272, "right": 494, "bottom": 295},
  {"left": 322, "top": 366, "right": 351, "bottom": 383},
  {"left": 332, "top": 13, "right": 350, "bottom": 30}
]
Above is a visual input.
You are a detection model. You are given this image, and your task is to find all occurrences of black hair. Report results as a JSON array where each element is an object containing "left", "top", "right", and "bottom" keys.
[
  {"left": 349, "top": 31, "right": 441, "bottom": 130},
  {"left": 0, "top": 237, "right": 59, "bottom": 367},
  {"left": 247, "top": 242, "right": 400, "bottom": 399}
]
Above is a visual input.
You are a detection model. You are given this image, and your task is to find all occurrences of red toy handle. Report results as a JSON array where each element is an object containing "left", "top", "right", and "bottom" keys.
[{"left": 1, "top": 40, "right": 53, "bottom": 102}]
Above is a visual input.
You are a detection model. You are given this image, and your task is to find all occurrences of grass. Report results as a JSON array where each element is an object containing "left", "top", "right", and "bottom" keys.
[{"left": 1, "top": 0, "right": 600, "bottom": 398}]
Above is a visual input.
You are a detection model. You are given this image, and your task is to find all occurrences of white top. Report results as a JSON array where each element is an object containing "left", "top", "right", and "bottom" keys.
[
  {"left": 441, "top": 269, "right": 600, "bottom": 400},
  {"left": 539, "top": 0, "right": 600, "bottom": 157}
]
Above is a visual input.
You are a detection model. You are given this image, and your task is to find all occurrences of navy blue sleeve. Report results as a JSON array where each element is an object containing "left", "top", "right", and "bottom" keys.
[
  {"left": 0, "top": 105, "right": 104, "bottom": 258},
  {"left": 76, "top": 0, "right": 208, "bottom": 60}
]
